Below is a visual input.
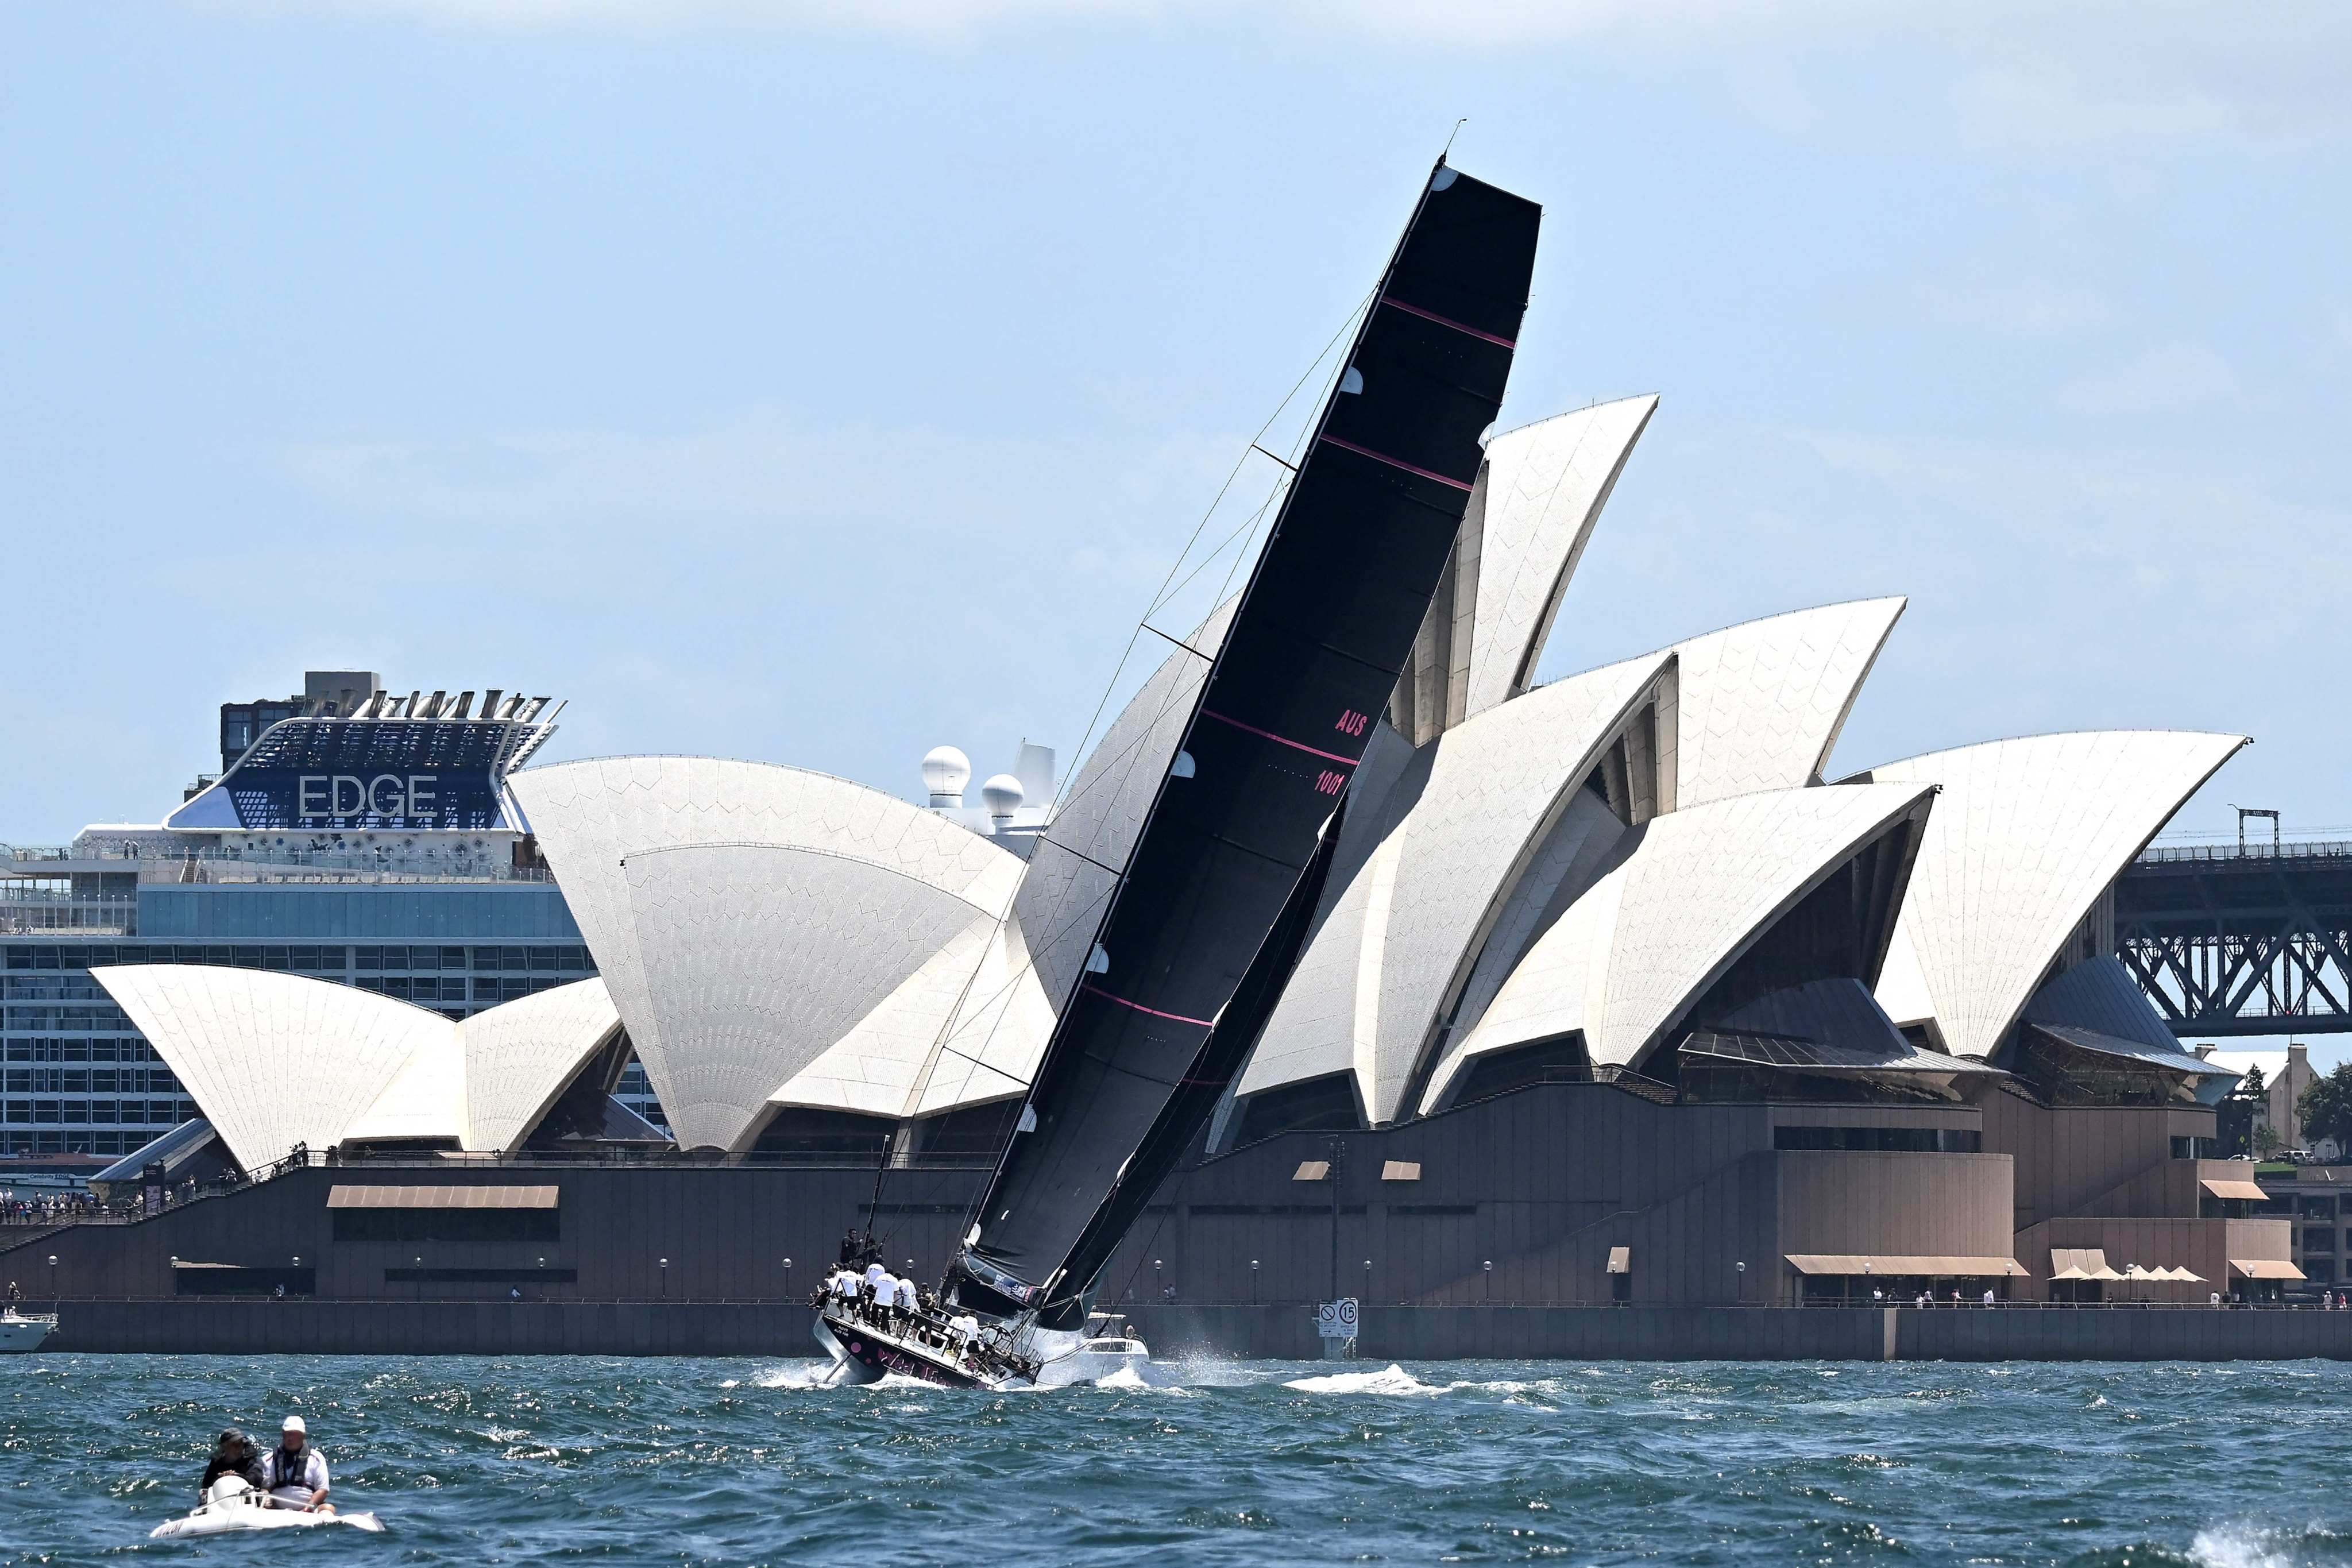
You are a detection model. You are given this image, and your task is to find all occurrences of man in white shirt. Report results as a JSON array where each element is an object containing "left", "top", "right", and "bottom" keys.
[
  {"left": 893, "top": 1276, "right": 917, "bottom": 1318},
  {"left": 863, "top": 1261, "right": 888, "bottom": 1292},
  {"left": 829, "top": 1267, "right": 859, "bottom": 1301},
  {"left": 868, "top": 1270, "right": 898, "bottom": 1327},
  {"left": 261, "top": 1416, "right": 331, "bottom": 1513}
]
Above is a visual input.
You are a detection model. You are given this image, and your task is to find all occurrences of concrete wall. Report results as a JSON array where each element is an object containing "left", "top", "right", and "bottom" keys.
[
  {"left": 42, "top": 1300, "right": 2352, "bottom": 1362},
  {"left": 0, "top": 1163, "right": 990, "bottom": 1304},
  {"left": 1982, "top": 1090, "right": 2214, "bottom": 1231},
  {"left": 1094, "top": 1083, "right": 1999, "bottom": 1310}
]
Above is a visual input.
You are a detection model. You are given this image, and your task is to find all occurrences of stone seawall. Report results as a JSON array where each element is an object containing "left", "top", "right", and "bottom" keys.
[{"left": 37, "top": 1300, "right": 2352, "bottom": 1360}]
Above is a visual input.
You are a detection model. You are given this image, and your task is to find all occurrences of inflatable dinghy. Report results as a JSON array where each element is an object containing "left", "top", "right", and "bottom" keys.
[{"left": 150, "top": 1477, "right": 383, "bottom": 1538}]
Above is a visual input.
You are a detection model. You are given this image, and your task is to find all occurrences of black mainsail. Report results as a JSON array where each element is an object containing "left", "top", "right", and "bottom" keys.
[{"left": 950, "top": 161, "right": 1542, "bottom": 1321}]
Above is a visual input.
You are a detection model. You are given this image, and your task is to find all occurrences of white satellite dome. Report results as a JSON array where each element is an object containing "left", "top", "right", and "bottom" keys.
[
  {"left": 980, "top": 773, "right": 1025, "bottom": 826},
  {"left": 922, "top": 746, "right": 971, "bottom": 808}
]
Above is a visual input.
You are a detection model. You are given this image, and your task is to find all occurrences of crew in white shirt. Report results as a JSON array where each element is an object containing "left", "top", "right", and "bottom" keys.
[
  {"left": 893, "top": 1277, "right": 917, "bottom": 1316},
  {"left": 868, "top": 1270, "right": 898, "bottom": 1325},
  {"left": 261, "top": 1416, "right": 331, "bottom": 1513}
]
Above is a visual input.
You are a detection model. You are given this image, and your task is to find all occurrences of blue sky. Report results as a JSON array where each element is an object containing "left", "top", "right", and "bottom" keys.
[{"left": 5, "top": 1, "right": 2347, "bottom": 863}]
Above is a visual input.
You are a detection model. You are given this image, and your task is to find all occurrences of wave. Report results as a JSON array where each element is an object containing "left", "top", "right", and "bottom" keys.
[{"left": 1283, "top": 1364, "right": 1451, "bottom": 1396}]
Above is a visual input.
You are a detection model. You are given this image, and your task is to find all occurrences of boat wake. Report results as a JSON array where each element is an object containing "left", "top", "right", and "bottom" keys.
[
  {"left": 744, "top": 1361, "right": 861, "bottom": 1391},
  {"left": 1281, "top": 1364, "right": 1543, "bottom": 1398},
  {"left": 1284, "top": 1364, "right": 1448, "bottom": 1396}
]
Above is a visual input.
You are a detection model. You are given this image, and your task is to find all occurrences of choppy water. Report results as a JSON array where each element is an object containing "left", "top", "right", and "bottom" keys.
[{"left": 2, "top": 1353, "right": 2348, "bottom": 1565}]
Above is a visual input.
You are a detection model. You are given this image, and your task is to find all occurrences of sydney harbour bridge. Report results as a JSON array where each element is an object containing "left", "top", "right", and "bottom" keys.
[{"left": 2117, "top": 833, "right": 2352, "bottom": 1038}]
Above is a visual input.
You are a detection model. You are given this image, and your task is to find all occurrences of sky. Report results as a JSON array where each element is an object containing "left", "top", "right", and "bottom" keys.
[{"left": 3, "top": 5, "right": 2349, "bottom": 1043}]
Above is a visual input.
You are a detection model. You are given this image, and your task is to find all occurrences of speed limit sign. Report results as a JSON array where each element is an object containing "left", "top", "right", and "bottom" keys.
[{"left": 1316, "top": 1297, "right": 1360, "bottom": 1338}]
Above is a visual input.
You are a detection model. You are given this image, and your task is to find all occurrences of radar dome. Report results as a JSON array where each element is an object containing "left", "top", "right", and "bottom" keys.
[
  {"left": 980, "top": 773, "right": 1025, "bottom": 826},
  {"left": 922, "top": 746, "right": 971, "bottom": 808}
]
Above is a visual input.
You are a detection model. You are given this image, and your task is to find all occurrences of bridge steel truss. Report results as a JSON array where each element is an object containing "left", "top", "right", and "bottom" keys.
[{"left": 2114, "top": 841, "right": 2352, "bottom": 1038}]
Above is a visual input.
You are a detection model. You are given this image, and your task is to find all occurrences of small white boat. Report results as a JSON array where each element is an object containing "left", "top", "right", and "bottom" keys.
[
  {"left": 149, "top": 1477, "right": 383, "bottom": 1539},
  {"left": 0, "top": 1310, "right": 55, "bottom": 1353},
  {"left": 1037, "top": 1312, "right": 1153, "bottom": 1387}
]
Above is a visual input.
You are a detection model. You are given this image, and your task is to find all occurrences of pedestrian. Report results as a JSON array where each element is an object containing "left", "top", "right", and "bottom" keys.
[{"left": 1982, "top": 1289, "right": 1995, "bottom": 1307}]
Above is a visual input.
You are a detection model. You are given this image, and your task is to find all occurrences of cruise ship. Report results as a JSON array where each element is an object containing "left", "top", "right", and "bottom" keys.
[{"left": 0, "top": 672, "right": 642, "bottom": 1170}]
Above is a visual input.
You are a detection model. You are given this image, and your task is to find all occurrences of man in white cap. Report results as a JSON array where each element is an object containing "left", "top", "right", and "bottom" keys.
[{"left": 261, "top": 1415, "right": 331, "bottom": 1513}]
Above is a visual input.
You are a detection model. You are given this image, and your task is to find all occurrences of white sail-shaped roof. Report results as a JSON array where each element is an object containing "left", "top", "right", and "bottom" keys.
[
  {"left": 1463, "top": 396, "right": 1659, "bottom": 720},
  {"left": 457, "top": 976, "right": 624, "bottom": 1151},
  {"left": 1426, "top": 781, "right": 1935, "bottom": 1107},
  {"left": 1857, "top": 731, "right": 2247, "bottom": 1060},
  {"left": 91, "top": 967, "right": 620, "bottom": 1168},
  {"left": 769, "top": 913, "right": 1056, "bottom": 1119},
  {"left": 618, "top": 840, "right": 1005, "bottom": 1150},
  {"left": 507, "top": 756, "right": 1023, "bottom": 1146},
  {"left": 1238, "top": 650, "right": 1675, "bottom": 1122},
  {"left": 1666, "top": 598, "right": 1905, "bottom": 808},
  {"left": 98, "top": 966, "right": 439, "bottom": 1171}
]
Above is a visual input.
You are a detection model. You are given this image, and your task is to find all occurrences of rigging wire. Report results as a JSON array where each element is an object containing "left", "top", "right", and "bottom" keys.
[{"left": 870, "top": 292, "right": 1374, "bottom": 1258}]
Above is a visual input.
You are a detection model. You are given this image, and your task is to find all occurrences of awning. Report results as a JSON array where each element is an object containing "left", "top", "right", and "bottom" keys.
[
  {"left": 326, "top": 1184, "right": 558, "bottom": 1210},
  {"left": 1784, "top": 1254, "right": 2023, "bottom": 1276},
  {"left": 2202, "top": 1177, "right": 2271, "bottom": 1202},
  {"left": 1606, "top": 1246, "right": 1631, "bottom": 1275},
  {"left": 2050, "top": 1247, "right": 2126, "bottom": 1282},
  {"left": 2230, "top": 1258, "right": 2306, "bottom": 1280},
  {"left": 1381, "top": 1161, "right": 1422, "bottom": 1182},
  {"left": 1291, "top": 1161, "right": 1330, "bottom": 1182}
]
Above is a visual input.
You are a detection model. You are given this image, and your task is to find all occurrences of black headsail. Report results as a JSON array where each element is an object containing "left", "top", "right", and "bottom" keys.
[{"left": 951, "top": 161, "right": 1541, "bottom": 1320}]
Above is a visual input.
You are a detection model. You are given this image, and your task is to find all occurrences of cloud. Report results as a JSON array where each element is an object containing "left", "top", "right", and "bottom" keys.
[
  {"left": 2056, "top": 342, "right": 2245, "bottom": 416},
  {"left": 196, "top": 0, "right": 2352, "bottom": 144}
]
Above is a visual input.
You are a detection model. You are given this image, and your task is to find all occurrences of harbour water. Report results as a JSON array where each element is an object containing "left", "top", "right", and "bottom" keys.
[{"left": 3, "top": 1353, "right": 2348, "bottom": 1565}]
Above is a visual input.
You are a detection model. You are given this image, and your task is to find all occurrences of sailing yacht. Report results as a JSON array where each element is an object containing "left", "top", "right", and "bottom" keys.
[{"left": 816, "top": 159, "right": 1542, "bottom": 1390}]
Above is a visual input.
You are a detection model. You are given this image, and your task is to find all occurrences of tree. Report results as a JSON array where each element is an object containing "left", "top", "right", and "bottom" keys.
[
  {"left": 2298, "top": 1064, "right": 2352, "bottom": 1157},
  {"left": 2234, "top": 1063, "right": 2268, "bottom": 1100}
]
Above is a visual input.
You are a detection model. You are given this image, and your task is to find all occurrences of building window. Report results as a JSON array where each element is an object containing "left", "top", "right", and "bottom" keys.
[{"left": 1774, "top": 1126, "right": 1982, "bottom": 1153}]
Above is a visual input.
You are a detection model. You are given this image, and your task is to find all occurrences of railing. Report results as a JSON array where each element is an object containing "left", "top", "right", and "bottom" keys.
[
  {"left": 0, "top": 891, "right": 137, "bottom": 936},
  {"left": 2137, "top": 837, "right": 2352, "bottom": 866},
  {"left": 2, "top": 842, "right": 555, "bottom": 886}
]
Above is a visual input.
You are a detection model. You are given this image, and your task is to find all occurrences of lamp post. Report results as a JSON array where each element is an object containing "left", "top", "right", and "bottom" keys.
[
  {"left": 659, "top": 1258, "right": 669, "bottom": 1301},
  {"left": 414, "top": 1257, "right": 423, "bottom": 1303},
  {"left": 47, "top": 1255, "right": 57, "bottom": 1304},
  {"left": 1735, "top": 1260, "right": 1745, "bottom": 1304},
  {"left": 783, "top": 1257, "right": 793, "bottom": 1300},
  {"left": 1250, "top": 1259, "right": 1258, "bottom": 1304},
  {"left": 1154, "top": 1258, "right": 1163, "bottom": 1302},
  {"left": 1364, "top": 1258, "right": 1372, "bottom": 1303},
  {"left": 1326, "top": 1135, "right": 1344, "bottom": 1306},
  {"left": 1483, "top": 1259, "right": 1492, "bottom": 1304}
]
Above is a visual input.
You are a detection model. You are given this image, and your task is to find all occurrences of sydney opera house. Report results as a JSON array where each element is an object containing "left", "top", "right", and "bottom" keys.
[{"left": 20, "top": 389, "right": 2297, "bottom": 1330}]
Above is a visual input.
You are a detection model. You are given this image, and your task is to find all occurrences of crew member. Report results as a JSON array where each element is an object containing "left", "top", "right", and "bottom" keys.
[
  {"left": 199, "top": 1428, "right": 264, "bottom": 1499},
  {"left": 868, "top": 1268, "right": 898, "bottom": 1327},
  {"left": 893, "top": 1274, "right": 917, "bottom": 1325},
  {"left": 828, "top": 1265, "right": 859, "bottom": 1304},
  {"left": 261, "top": 1416, "right": 331, "bottom": 1513}
]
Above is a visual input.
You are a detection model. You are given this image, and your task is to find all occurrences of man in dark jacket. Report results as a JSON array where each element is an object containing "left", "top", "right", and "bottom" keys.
[{"left": 198, "top": 1429, "right": 264, "bottom": 1498}]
